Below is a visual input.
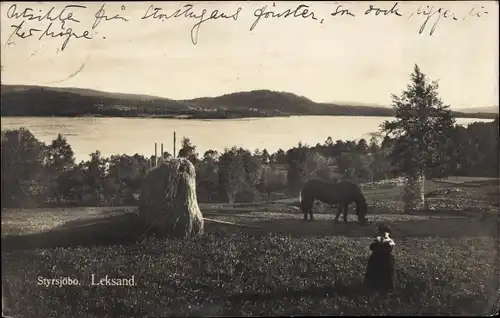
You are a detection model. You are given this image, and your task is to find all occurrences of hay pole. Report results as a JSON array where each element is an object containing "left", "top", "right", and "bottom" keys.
[
  {"left": 137, "top": 218, "right": 259, "bottom": 242},
  {"left": 203, "top": 217, "right": 260, "bottom": 229},
  {"left": 137, "top": 218, "right": 259, "bottom": 241},
  {"left": 136, "top": 213, "right": 260, "bottom": 242}
]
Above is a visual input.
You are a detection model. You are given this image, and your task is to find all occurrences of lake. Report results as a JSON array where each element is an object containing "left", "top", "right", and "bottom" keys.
[{"left": 1, "top": 116, "right": 493, "bottom": 163}]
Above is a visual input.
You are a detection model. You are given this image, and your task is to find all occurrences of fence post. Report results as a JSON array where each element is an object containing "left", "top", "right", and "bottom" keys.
[{"left": 173, "top": 131, "right": 176, "bottom": 158}]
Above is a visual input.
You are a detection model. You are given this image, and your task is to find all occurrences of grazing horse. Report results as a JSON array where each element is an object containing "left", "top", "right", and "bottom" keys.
[{"left": 299, "top": 179, "right": 368, "bottom": 223}]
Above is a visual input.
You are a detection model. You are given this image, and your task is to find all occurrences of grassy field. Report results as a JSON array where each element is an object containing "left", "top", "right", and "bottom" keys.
[{"left": 2, "top": 177, "right": 499, "bottom": 317}]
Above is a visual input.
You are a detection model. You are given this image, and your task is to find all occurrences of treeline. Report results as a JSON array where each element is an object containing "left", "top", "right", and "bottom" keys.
[
  {"left": 86, "top": 107, "right": 279, "bottom": 120},
  {"left": 1, "top": 118, "right": 498, "bottom": 208}
]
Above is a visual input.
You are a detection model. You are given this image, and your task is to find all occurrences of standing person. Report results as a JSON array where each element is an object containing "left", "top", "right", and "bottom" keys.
[{"left": 364, "top": 223, "right": 397, "bottom": 292}]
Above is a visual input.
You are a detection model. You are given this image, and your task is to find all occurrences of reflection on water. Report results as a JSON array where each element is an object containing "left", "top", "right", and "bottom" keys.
[{"left": 1, "top": 116, "right": 493, "bottom": 163}]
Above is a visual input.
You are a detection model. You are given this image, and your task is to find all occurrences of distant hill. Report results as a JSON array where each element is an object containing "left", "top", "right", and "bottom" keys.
[
  {"left": 454, "top": 106, "right": 499, "bottom": 114},
  {"left": 1, "top": 84, "right": 192, "bottom": 117},
  {"left": 0, "top": 84, "right": 167, "bottom": 101},
  {"left": 184, "top": 90, "right": 395, "bottom": 116},
  {"left": 1, "top": 84, "right": 497, "bottom": 120}
]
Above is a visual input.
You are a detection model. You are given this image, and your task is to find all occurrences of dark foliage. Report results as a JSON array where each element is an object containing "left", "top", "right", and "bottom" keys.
[{"left": 1, "top": 114, "right": 497, "bottom": 208}]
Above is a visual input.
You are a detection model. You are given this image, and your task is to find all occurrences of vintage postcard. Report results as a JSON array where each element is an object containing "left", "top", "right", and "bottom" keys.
[{"left": 1, "top": 1, "right": 499, "bottom": 317}]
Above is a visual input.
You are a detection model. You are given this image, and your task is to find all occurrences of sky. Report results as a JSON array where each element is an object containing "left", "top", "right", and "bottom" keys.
[{"left": 1, "top": 1, "right": 498, "bottom": 109}]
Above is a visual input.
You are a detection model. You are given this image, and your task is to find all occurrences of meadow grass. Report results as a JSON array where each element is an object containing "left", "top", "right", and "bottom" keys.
[{"left": 2, "top": 178, "right": 499, "bottom": 317}]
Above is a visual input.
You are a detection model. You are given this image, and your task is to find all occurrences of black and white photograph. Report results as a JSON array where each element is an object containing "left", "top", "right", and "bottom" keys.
[{"left": 1, "top": 1, "right": 499, "bottom": 316}]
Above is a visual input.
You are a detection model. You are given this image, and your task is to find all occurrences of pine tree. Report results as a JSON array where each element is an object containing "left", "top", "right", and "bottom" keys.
[{"left": 381, "top": 65, "right": 456, "bottom": 212}]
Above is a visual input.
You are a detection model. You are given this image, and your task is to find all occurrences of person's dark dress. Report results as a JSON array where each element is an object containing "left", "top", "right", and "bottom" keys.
[{"left": 364, "top": 232, "right": 396, "bottom": 292}]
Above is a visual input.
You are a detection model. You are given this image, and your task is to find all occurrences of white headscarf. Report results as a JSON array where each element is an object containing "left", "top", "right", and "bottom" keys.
[{"left": 376, "top": 232, "right": 396, "bottom": 247}]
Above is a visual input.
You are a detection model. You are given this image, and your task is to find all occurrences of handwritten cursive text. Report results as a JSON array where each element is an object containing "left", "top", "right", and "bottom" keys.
[
  {"left": 410, "top": 5, "right": 459, "bottom": 36},
  {"left": 462, "top": 5, "right": 488, "bottom": 20},
  {"left": 142, "top": 4, "right": 241, "bottom": 45},
  {"left": 331, "top": 5, "right": 355, "bottom": 17},
  {"left": 38, "top": 23, "right": 92, "bottom": 50},
  {"left": 2, "top": 2, "right": 493, "bottom": 49},
  {"left": 5, "top": 4, "right": 92, "bottom": 51},
  {"left": 7, "top": 21, "right": 92, "bottom": 51},
  {"left": 6, "top": 4, "right": 86, "bottom": 28},
  {"left": 365, "top": 2, "right": 402, "bottom": 17},
  {"left": 92, "top": 4, "right": 129, "bottom": 29},
  {"left": 251, "top": 3, "right": 318, "bottom": 31}
]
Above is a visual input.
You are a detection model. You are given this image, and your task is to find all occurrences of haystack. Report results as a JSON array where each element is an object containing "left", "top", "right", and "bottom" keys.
[{"left": 138, "top": 158, "right": 204, "bottom": 238}]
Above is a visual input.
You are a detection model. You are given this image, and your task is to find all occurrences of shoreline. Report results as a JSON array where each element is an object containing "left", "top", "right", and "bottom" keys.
[{"left": 1, "top": 113, "right": 498, "bottom": 120}]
